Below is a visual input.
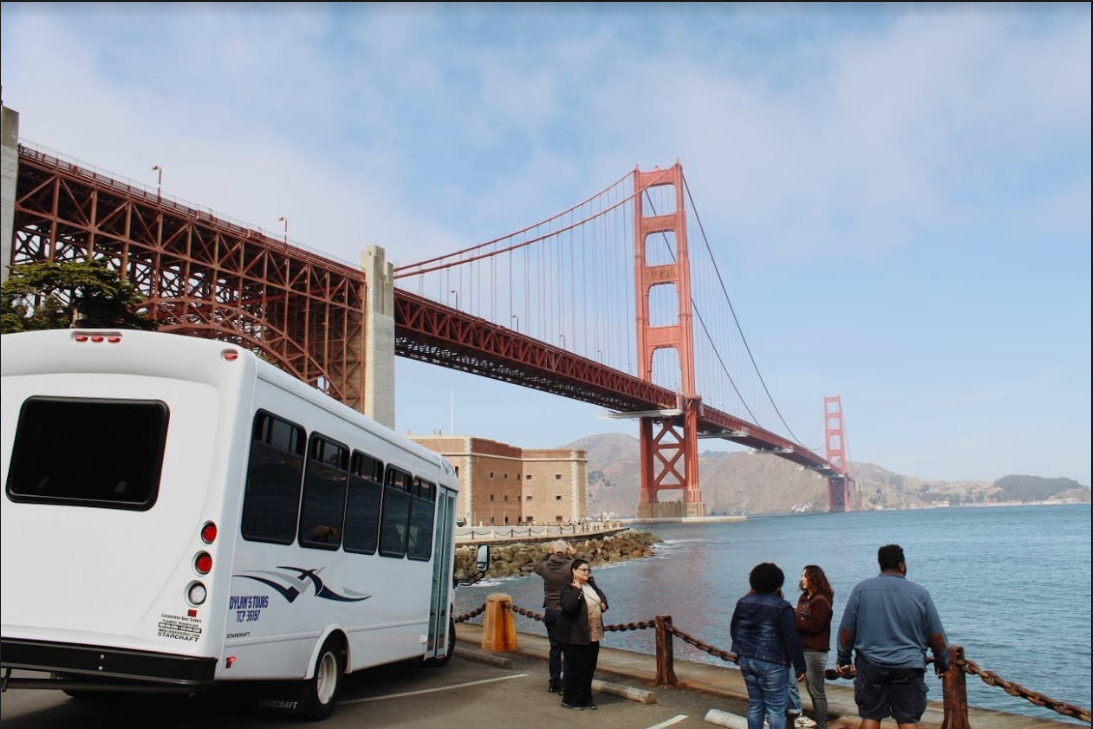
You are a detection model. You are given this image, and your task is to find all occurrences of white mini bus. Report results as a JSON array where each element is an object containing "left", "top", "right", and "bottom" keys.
[{"left": 1, "top": 329, "right": 462, "bottom": 719}]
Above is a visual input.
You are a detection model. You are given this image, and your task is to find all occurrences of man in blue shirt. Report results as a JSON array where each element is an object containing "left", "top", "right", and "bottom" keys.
[{"left": 836, "top": 545, "right": 949, "bottom": 729}]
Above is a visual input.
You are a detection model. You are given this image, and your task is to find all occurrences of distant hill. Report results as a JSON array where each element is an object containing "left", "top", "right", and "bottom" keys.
[
  {"left": 993, "top": 475, "right": 1090, "bottom": 503},
  {"left": 567, "top": 433, "right": 1091, "bottom": 517}
]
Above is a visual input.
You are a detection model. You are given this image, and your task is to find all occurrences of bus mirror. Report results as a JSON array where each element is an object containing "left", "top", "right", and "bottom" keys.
[{"left": 475, "top": 544, "right": 490, "bottom": 573}]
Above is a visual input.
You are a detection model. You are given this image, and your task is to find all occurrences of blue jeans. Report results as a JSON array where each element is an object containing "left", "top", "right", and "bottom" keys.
[
  {"left": 740, "top": 656, "right": 789, "bottom": 729},
  {"left": 787, "top": 665, "right": 802, "bottom": 713},
  {"left": 543, "top": 608, "right": 564, "bottom": 685}
]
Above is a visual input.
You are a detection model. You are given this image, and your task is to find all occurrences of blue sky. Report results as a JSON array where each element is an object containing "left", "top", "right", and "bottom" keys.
[{"left": 2, "top": 4, "right": 1089, "bottom": 485}]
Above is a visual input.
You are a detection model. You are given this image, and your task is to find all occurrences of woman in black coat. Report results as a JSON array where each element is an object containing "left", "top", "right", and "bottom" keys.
[{"left": 550, "top": 558, "right": 609, "bottom": 710}]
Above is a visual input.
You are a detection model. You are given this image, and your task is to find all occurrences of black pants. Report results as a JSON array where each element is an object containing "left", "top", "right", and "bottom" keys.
[{"left": 560, "top": 641, "right": 600, "bottom": 707}]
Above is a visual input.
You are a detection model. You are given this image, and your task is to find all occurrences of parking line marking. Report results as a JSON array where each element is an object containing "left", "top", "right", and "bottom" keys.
[
  {"left": 646, "top": 715, "right": 689, "bottom": 729},
  {"left": 343, "top": 673, "right": 529, "bottom": 704}
]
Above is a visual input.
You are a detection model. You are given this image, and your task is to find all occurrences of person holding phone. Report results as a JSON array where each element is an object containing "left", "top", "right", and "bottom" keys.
[{"left": 551, "top": 558, "right": 609, "bottom": 710}]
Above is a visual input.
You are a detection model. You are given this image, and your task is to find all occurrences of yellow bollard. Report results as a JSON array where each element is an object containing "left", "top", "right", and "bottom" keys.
[{"left": 480, "top": 593, "right": 519, "bottom": 652}]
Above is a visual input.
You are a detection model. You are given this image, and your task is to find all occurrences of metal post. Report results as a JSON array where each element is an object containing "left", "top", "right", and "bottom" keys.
[
  {"left": 941, "top": 645, "right": 970, "bottom": 729},
  {"left": 654, "top": 615, "right": 678, "bottom": 686}
]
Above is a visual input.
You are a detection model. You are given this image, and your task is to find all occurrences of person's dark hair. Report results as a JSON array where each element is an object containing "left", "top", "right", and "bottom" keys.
[
  {"left": 878, "top": 544, "right": 905, "bottom": 571},
  {"left": 570, "top": 558, "right": 590, "bottom": 576},
  {"left": 748, "top": 562, "right": 785, "bottom": 594},
  {"left": 802, "top": 564, "right": 834, "bottom": 600}
]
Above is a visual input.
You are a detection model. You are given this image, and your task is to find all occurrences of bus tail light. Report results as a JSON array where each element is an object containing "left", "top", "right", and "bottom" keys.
[
  {"left": 187, "top": 582, "right": 208, "bottom": 606},
  {"left": 200, "top": 522, "right": 218, "bottom": 544},
  {"left": 194, "top": 552, "right": 213, "bottom": 575}
]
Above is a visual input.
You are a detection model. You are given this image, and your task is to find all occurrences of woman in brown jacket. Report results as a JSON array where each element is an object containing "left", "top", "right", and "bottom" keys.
[{"left": 794, "top": 565, "right": 834, "bottom": 729}]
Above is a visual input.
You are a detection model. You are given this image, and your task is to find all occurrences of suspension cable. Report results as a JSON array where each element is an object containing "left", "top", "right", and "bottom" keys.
[{"left": 682, "top": 174, "right": 804, "bottom": 446}]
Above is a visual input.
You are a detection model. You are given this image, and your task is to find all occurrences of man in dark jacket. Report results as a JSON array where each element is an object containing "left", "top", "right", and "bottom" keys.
[
  {"left": 535, "top": 540, "right": 575, "bottom": 693},
  {"left": 731, "top": 562, "right": 807, "bottom": 729}
]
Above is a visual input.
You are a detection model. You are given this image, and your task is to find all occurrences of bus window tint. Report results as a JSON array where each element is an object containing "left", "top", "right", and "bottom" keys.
[
  {"left": 379, "top": 467, "right": 411, "bottom": 558},
  {"left": 6, "top": 397, "right": 168, "bottom": 511},
  {"left": 344, "top": 451, "right": 383, "bottom": 555},
  {"left": 241, "top": 412, "right": 305, "bottom": 544},
  {"left": 407, "top": 478, "right": 436, "bottom": 561},
  {"left": 299, "top": 436, "right": 349, "bottom": 550}
]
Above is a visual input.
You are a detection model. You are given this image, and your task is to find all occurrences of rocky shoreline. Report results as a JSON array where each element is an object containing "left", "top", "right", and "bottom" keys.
[{"left": 454, "top": 529, "right": 660, "bottom": 582}]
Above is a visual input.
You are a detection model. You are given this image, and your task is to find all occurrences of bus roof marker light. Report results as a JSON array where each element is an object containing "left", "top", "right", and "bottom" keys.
[
  {"left": 74, "top": 334, "right": 89, "bottom": 342},
  {"left": 91, "top": 335, "right": 104, "bottom": 343},
  {"left": 222, "top": 350, "right": 239, "bottom": 361},
  {"left": 194, "top": 552, "right": 213, "bottom": 575},
  {"left": 107, "top": 336, "right": 121, "bottom": 343},
  {"left": 200, "top": 522, "right": 217, "bottom": 544}
]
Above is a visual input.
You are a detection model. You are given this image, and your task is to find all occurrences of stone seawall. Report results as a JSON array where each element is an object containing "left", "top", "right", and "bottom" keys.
[{"left": 454, "top": 528, "right": 660, "bottom": 582}]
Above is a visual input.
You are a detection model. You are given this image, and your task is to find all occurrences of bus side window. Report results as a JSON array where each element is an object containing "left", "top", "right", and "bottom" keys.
[
  {"left": 241, "top": 412, "right": 306, "bottom": 545},
  {"left": 344, "top": 451, "right": 384, "bottom": 555},
  {"left": 299, "top": 435, "right": 350, "bottom": 550},
  {"left": 379, "top": 466, "right": 411, "bottom": 558},
  {"left": 407, "top": 477, "right": 436, "bottom": 561}
]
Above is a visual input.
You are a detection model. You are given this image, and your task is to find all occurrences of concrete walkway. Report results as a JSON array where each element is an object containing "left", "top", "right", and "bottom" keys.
[{"left": 456, "top": 624, "right": 1074, "bottom": 729}]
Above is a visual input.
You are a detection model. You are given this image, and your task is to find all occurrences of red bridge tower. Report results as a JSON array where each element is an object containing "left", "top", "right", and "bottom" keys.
[{"left": 633, "top": 164, "right": 705, "bottom": 519}]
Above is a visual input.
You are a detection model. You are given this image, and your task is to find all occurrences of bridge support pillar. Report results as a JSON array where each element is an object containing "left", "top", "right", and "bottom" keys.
[
  {"left": 827, "top": 476, "right": 849, "bottom": 513},
  {"left": 1, "top": 104, "right": 19, "bottom": 283},
  {"left": 635, "top": 399, "right": 706, "bottom": 519},
  {"left": 361, "top": 245, "right": 395, "bottom": 428}
]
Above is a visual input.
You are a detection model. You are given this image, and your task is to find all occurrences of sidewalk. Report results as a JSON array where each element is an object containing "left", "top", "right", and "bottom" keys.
[{"left": 455, "top": 624, "right": 1074, "bottom": 729}]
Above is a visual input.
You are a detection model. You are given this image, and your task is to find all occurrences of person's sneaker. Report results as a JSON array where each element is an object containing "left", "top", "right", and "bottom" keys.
[
  {"left": 560, "top": 702, "right": 584, "bottom": 710},
  {"left": 583, "top": 703, "right": 598, "bottom": 710},
  {"left": 795, "top": 716, "right": 818, "bottom": 728},
  {"left": 547, "top": 680, "right": 562, "bottom": 693}
]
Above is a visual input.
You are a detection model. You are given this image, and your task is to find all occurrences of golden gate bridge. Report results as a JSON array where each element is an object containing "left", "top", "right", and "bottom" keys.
[{"left": 3, "top": 138, "right": 854, "bottom": 514}]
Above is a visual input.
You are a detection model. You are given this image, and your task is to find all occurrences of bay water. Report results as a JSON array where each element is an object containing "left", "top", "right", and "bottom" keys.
[{"left": 454, "top": 503, "right": 1092, "bottom": 722}]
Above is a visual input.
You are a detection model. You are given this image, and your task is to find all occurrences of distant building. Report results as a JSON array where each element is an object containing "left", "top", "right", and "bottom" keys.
[{"left": 409, "top": 434, "right": 587, "bottom": 526}]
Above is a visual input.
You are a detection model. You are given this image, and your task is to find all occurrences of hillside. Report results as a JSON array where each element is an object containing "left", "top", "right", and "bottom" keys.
[{"left": 568, "top": 433, "right": 1091, "bottom": 516}]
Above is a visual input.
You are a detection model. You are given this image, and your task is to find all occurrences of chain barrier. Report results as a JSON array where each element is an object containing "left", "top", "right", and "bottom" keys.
[
  {"left": 453, "top": 604, "right": 487, "bottom": 624},
  {"left": 605, "top": 619, "right": 657, "bottom": 632},
  {"left": 959, "top": 656, "right": 1091, "bottom": 723},
  {"left": 506, "top": 603, "right": 544, "bottom": 621},
  {"left": 504, "top": 602, "right": 655, "bottom": 632},
  {"left": 465, "top": 600, "right": 1090, "bottom": 723},
  {"left": 666, "top": 625, "right": 737, "bottom": 663}
]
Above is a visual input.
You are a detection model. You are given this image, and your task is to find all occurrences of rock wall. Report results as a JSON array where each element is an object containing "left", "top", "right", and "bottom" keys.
[{"left": 454, "top": 529, "right": 660, "bottom": 582}]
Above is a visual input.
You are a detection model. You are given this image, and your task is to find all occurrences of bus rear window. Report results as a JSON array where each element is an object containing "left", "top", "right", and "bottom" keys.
[{"left": 5, "top": 397, "right": 169, "bottom": 511}]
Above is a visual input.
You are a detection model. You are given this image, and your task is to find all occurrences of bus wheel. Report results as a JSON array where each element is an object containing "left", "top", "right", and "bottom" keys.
[
  {"left": 302, "top": 638, "right": 344, "bottom": 721},
  {"left": 423, "top": 616, "right": 456, "bottom": 667}
]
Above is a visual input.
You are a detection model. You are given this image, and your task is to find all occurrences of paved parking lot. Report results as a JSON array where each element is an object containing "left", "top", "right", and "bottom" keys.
[{"left": 0, "top": 652, "right": 751, "bottom": 729}]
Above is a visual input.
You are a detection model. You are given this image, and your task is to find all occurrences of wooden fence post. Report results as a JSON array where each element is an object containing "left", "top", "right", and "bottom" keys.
[
  {"left": 941, "top": 645, "right": 969, "bottom": 729},
  {"left": 654, "top": 615, "right": 678, "bottom": 686}
]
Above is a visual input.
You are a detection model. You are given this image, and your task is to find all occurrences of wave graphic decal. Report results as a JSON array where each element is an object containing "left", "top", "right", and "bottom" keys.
[{"left": 234, "top": 566, "right": 371, "bottom": 603}]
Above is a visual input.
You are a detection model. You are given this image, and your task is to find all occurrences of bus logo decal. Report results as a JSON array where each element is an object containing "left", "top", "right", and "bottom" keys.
[{"left": 235, "top": 566, "right": 371, "bottom": 604}]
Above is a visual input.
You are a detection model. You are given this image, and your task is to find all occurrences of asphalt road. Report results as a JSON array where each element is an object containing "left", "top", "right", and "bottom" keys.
[{"left": 1, "top": 654, "right": 753, "bottom": 729}]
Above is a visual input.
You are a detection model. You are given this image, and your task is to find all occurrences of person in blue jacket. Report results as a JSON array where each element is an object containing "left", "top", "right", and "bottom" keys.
[{"left": 731, "top": 562, "right": 807, "bottom": 729}]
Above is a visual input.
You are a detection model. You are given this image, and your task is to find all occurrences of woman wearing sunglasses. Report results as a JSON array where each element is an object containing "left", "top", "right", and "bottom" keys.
[{"left": 550, "top": 558, "right": 609, "bottom": 710}]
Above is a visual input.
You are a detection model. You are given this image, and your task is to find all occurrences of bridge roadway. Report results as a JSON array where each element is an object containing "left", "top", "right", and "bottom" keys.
[{"left": 0, "top": 627, "right": 1072, "bottom": 729}]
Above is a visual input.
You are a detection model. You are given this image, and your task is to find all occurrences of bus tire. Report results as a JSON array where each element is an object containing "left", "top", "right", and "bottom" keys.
[
  {"left": 423, "top": 616, "right": 456, "bottom": 667},
  {"left": 302, "top": 637, "right": 344, "bottom": 721}
]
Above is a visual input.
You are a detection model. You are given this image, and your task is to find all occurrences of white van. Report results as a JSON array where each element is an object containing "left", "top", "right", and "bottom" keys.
[{"left": 0, "top": 329, "right": 460, "bottom": 719}]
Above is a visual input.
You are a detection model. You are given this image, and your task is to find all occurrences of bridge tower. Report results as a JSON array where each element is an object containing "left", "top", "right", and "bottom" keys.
[
  {"left": 633, "top": 163, "right": 705, "bottom": 519},
  {"left": 824, "top": 395, "right": 852, "bottom": 512}
]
